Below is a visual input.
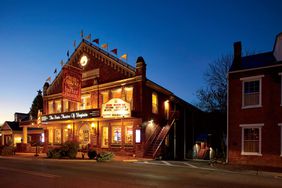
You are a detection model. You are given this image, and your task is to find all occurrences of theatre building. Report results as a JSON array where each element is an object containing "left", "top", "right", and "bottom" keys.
[{"left": 40, "top": 39, "right": 201, "bottom": 159}]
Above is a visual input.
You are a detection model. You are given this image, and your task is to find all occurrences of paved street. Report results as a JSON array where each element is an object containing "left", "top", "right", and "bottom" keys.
[{"left": 0, "top": 157, "right": 281, "bottom": 188}]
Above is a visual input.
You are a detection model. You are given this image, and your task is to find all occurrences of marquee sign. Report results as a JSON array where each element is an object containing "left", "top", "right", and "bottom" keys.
[
  {"left": 42, "top": 109, "right": 100, "bottom": 122},
  {"left": 62, "top": 66, "right": 82, "bottom": 102},
  {"left": 101, "top": 98, "right": 131, "bottom": 118}
]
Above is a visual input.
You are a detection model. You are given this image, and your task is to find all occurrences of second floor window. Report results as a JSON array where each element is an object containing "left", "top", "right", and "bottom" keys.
[
  {"left": 54, "top": 100, "right": 62, "bottom": 113},
  {"left": 152, "top": 92, "right": 158, "bottom": 114},
  {"left": 242, "top": 78, "right": 262, "bottom": 108}
]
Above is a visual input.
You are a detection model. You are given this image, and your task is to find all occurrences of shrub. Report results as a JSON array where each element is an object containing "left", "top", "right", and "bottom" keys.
[
  {"left": 87, "top": 149, "right": 97, "bottom": 159},
  {"left": 97, "top": 152, "right": 114, "bottom": 162},
  {"left": 61, "top": 141, "right": 79, "bottom": 159},
  {"left": 1, "top": 146, "right": 15, "bottom": 156},
  {"left": 47, "top": 141, "right": 79, "bottom": 159},
  {"left": 47, "top": 148, "right": 61, "bottom": 158}
]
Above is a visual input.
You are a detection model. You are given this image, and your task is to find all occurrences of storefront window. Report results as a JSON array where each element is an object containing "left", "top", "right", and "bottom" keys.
[
  {"left": 112, "top": 126, "right": 122, "bottom": 145},
  {"left": 48, "top": 101, "right": 53, "bottom": 114},
  {"left": 125, "top": 125, "right": 133, "bottom": 145},
  {"left": 63, "top": 99, "right": 69, "bottom": 112},
  {"left": 111, "top": 88, "right": 122, "bottom": 99},
  {"left": 55, "top": 100, "right": 62, "bottom": 113},
  {"left": 54, "top": 129, "right": 61, "bottom": 144},
  {"left": 63, "top": 129, "right": 69, "bottom": 143},
  {"left": 101, "top": 126, "right": 109, "bottom": 148},
  {"left": 48, "top": 128, "right": 53, "bottom": 144}
]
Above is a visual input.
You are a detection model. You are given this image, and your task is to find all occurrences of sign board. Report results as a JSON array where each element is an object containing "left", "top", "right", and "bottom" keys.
[
  {"left": 62, "top": 66, "right": 82, "bottom": 102},
  {"left": 42, "top": 109, "right": 100, "bottom": 122},
  {"left": 101, "top": 98, "right": 131, "bottom": 118}
]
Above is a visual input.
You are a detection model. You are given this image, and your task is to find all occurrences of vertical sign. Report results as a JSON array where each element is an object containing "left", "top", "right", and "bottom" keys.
[{"left": 62, "top": 66, "right": 82, "bottom": 102}]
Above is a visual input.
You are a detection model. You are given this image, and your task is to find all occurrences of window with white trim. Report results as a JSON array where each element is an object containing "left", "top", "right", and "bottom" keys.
[
  {"left": 241, "top": 75, "right": 263, "bottom": 108},
  {"left": 240, "top": 124, "right": 263, "bottom": 155}
]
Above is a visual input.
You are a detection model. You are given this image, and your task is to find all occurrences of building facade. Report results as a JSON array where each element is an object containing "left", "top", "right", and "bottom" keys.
[
  {"left": 40, "top": 40, "right": 202, "bottom": 159},
  {"left": 228, "top": 33, "right": 282, "bottom": 168}
]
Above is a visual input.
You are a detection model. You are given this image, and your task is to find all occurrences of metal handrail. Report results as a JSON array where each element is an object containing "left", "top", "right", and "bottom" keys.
[
  {"left": 152, "top": 113, "right": 176, "bottom": 158},
  {"left": 144, "top": 125, "right": 161, "bottom": 152}
]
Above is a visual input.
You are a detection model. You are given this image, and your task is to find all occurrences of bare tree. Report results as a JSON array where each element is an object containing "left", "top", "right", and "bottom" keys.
[{"left": 196, "top": 54, "right": 233, "bottom": 113}]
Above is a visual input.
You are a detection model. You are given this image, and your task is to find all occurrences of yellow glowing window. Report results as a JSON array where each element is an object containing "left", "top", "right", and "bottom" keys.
[
  {"left": 80, "top": 94, "right": 91, "bottom": 110},
  {"left": 63, "top": 129, "right": 69, "bottom": 143},
  {"left": 152, "top": 92, "right": 158, "bottom": 114},
  {"left": 48, "top": 128, "right": 53, "bottom": 144},
  {"left": 55, "top": 100, "right": 62, "bottom": 113},
  {"left": 125, "top": 87, "right": 133, "bottom": 107},
  {"left": 48, "top": 101, "right": 54, "bottom": 114},
  {"left": 164, "top": 100, "right": 169, "bottom": 119},
  {"left": 125, "top": 125, "right": 133, "bottom": 145},
  {"left": 101, "top": 91, "right": 109, "bottom": 104},
  {"left": 54, "top": 129, "right": 61, "bottom": 144},
  {"left": 112, "top": 126, "right": 122, "bottom": 144},
  {"left": 63, "top": 99, "right": 69, "bottom": 112},
  {"left": 111, "top": 88, "right": 122, "bottom": 99}
]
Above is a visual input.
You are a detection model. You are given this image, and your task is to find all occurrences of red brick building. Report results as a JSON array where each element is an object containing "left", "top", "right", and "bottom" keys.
[
  {"left": 228, "top": 33, "right": 282, "bottom": 168},
  {"left": 40, "top": 39, "right": 201, "bottom": 159}
]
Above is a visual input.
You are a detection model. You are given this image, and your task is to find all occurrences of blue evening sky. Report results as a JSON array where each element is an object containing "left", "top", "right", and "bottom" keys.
[{"left": 0, "top": 0, "right": 281, "bottom": 124}]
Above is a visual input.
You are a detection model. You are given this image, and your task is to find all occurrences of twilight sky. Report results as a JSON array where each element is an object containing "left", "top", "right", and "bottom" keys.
[{"left": 0, "top": 0, "right": 282, "bottom": 124}]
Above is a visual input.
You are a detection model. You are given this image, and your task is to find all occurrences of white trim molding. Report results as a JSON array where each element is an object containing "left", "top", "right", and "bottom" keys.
[
  {"left": 279, "top": 123, "right": 282, "bottom": 157},
  {"left": 240, "top": 123, "right": 264, "bottom": 156},
  {"left": 241, "top": 75, "right": 264, "bottom": 109}
]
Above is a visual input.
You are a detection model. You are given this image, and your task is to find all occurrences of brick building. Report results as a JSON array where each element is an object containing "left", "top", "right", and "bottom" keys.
[
  {"left": 38, "top": 39, "right": 202, "bottom": 159},
  {"left": 228, "top": 33, "right": 282, "bottom": 168}
]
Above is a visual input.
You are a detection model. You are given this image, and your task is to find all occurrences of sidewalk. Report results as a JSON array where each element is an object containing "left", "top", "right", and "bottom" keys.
[{"left": 0, "top": 152, "right": 151, "bottom": 162}]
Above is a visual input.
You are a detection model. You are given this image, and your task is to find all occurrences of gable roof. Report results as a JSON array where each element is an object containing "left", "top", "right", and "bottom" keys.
[
  {"left": 46, "top": 39, "right": 137, "bottom": 95},
  {"left": 1, "top": 121, "right": 22, "bottom": 131},
  {"left": 229, "top": 51, "right": 279, "bottom": 72}
]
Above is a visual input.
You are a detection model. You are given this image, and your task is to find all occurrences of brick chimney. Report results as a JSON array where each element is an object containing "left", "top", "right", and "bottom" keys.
[
  {"left": 233, "top": 41, "right": 242, "bottom": 66},
  {"left": 136, "top": 56, "right": 146, "bottom": 78}
]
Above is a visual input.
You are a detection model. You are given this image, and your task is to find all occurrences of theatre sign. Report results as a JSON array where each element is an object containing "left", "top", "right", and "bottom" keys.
[{"left": 42, "top": 109, "right": 100, "bottom": 122}]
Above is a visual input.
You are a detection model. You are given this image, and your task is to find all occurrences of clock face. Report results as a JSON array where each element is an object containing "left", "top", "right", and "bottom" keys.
[{"left": 80, "top": 55, "right": 88, "bottom": 67}]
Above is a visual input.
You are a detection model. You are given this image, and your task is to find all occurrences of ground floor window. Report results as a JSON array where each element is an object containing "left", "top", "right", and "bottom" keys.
[
  {"left": 240, "top": 124, "right": 263, "bottom": 155},
  {"left": 112, "top": 126, "right": 121, "bottom": 145},
  {"left": 54, "top": 129, "right": 61, "bottom": 144},
  {"left": 125, "top": 125, "right": 133, "bottom": 145},
  {"left": 101, "top": 126, "right": 109, "bottom": 148},
  {"left": 63, "top": 129, "right": 69, "bottom": 143}
]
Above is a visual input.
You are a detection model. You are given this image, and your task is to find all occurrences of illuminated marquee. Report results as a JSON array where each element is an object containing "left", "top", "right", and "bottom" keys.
[
  {"left": 101, "top": 98, "right": 131, "bottom": 118},
  {"left": 42, "top": 109, "right": 100, "bottom": 122}
]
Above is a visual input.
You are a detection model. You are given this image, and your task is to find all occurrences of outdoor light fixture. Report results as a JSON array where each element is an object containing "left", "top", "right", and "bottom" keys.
[
  {"left": 80, "top": 55, "right": 88, "bottom": 67},
  {"left": 67, "top": 124, "right": 72, "bottom": 129}
]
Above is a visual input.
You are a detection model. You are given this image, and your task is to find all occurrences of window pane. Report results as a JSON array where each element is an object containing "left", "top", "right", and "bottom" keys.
[
  {"left": 55, "top": 100, "right": 62, "bottom": 113},
  {"left": 48, "top": 101, "right": 53, "bottom": 114},
  {"left": 243, "top": 128, "right": 259, "bottom": 153},
  {"left": 244, "top": 80, "right": 260, "bottom": 106},
  {"left": 112, "top": 126, "right": 122, "bottom": 144},
  {"left": 54, "top": 129, "right": 61, "bottom": 144},
  {"left": 125, "top": 126, "right": 133, "bottom": 145},
  {"left": 152, "top": 92, "right": 158, "bottom": 114},
  {"left": 112, "top": 88, "right": 122, "bottom": 99},
  {"left": 135, "top": 129, "right": 141, "bottom": 143}
]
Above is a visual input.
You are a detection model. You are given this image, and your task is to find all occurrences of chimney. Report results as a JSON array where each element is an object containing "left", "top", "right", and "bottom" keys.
[
  {"left": 136, "top": 56, "right": 146, "bottom": 79},
  {"left": 233, "top": 41, "right": 242, "bottom": 66}
]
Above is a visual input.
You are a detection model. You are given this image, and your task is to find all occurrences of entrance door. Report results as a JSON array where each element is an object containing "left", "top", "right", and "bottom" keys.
[{"left": 101, "top": 126, "right": 109, "bottom": 148}]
